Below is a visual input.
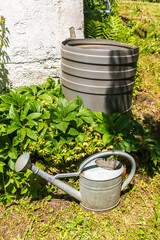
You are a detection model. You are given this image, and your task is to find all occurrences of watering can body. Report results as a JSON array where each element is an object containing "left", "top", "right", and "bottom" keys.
[
  {"left": 79, "top": 159, "right": 123, "bottom": 211},
  {"left": 15, "top": 150, "right": 136, "bottom": 211}
]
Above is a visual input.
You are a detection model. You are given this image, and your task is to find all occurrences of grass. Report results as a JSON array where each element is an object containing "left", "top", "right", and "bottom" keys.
[
  {"left": 117, "top": 0, "right": 160, "bottom": 124},
  {"left": 0, "top": 1, "right": 160, "bottom": 239},
  {"left": 0, "top": 173, "right": 159, "bottom": 239}
]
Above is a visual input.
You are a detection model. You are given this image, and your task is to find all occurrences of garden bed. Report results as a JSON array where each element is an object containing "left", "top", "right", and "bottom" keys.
[{"left": 0, "top": 0, "right": 160, "bottom": 239}]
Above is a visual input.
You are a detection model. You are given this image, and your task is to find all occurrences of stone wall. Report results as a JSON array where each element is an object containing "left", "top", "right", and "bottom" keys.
[{"left": 0, "top": 0, "right": 84, "bottom": 88}]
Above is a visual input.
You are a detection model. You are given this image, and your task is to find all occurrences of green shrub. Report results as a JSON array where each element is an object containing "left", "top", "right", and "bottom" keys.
[{"left": 0, "top": 78, "right": 159, "bottom": 203}]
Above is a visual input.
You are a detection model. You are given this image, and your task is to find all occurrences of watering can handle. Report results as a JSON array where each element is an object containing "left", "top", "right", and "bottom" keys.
[{"left": 79, "top": 150, "right": 136, "bottom": 191}]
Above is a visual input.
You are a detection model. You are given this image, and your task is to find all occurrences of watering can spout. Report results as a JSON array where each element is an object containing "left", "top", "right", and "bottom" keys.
[{"left": 15, "top": 153, "right": 81, "bottom": 202}]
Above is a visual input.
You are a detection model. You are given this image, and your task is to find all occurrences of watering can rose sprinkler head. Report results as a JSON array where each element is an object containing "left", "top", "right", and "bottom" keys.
[{"left": 15, "top": 150, "right": 136, "bottom": 212}]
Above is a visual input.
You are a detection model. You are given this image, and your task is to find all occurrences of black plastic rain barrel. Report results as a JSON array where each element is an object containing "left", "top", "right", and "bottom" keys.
[{"left": 61, "top": 39, "right": 139, "bottom": 114}]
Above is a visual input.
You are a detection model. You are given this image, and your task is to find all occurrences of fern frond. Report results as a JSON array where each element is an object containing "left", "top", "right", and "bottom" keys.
[
  {"left": 85, "top": 20, "right": 104, "bottom": 39},
  {"left": 108, "top": 15, "right": 123, "bottom": 41}
]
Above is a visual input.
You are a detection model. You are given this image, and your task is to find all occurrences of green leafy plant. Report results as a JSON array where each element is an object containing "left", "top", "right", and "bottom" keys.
[
  {"left": 132, "top": 120, "right": 160, "bottom": 173},
  {"left": 0, "top": 78, "right": 159, "bottom": 203},
  {"left": 0, "top": 78, "right": 64, "bottom": 202},
  {"left": 0, "top": 16, "right": 10, "bottom": 91},
  {"left": 94, "top": 113, "right": 138, "bottom": 152},
  {"left": 84, "top": 0, "right": 109, "bottom": 11},
  {"left": 84, "top": 1, "right": 140, "bottom": 43}
]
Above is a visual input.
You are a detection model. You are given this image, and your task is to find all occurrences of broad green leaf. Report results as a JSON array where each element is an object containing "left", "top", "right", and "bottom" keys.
[
  {"left": 114, "top": 115, "right": 130, "bottom": 132},
  {"left": 27, "top": 113, "right": 42, "bottom": 120},
  {"left": 21, "top": 186, "right": 29, "bottom": 195},
  {"left": 32, "top": 101, "right": 42, "bottom": 113},
  {"left": 102, "top": 113, "right": 113, "bottom": 124},
  {"left": 26, "top": 128, "right": 37, "bottom": 141},
  {"left": 25, "top": 120, "right": 38, "bottom": 127},
  {"left": 57, "top": 98, "right": 68, "bottom": 109},
  {"left": 37, "top": 89, "right": 45, "bottom": 96},
  {"left": 0, "top": 102, "right": 10, "bottom": 111},
  {"left": 8, "top": 147, "right": 18, "bottom": 159},
  {"left": 64, "top": 112, "right": 76, "bottom": 122},
  {"left": 74, "top": 96, "right": 83, "bottom": 109},
  {"left": 81, "top": 116, "right": 95, "bottom": 125},
  {"left": 39, "top": 123, "right": 48, "bottom": 137},
  {"left": 94, "top": 112, "right": 103, "bottom": 122},
  {"left": 10, "top": 90, "right": 27, "bottom": 107},
  {"left": 12, "top": 136, "right": 22, "bottom": 146},
  {"left": 119, "top": 140, "right": 136, "bottom": 152},
  {"left": 94, "top": 123, "right": 112, "bottom": 134},
  {"left": 7, "top": 124, "right": 21, "bottom": 134},
  {"left": 68, "top": 128, "right": 79, "bottom": 136},
  {"left": 20, "top": 103, "right": 30, "bottom": 120},
  {"left": 59, "top": 136, "right": 73, "bottom": 145},
  {"left": 0, "top": 152, "right": 8, "bottom": 160},
  {"left": 62, "top": 101, "right": 78, "bottom": 117},
  {"left": 0, "top": 123, "right": 6, "bottom": 133},
  {"left": 77, "top": 107, "right": 96, "bottom": 119},
  {"left": 37, "top": 122, "right": 45, "bottom": 132},
  {"left": 23, "top": 138, "right": 31, "bottom": 150},
  {"left": 102, "top": 132, "right": 114, "bottom": 146},
  {"left": 52, "top": 139, "right": 59, "bottom": 151},
  {"left": 113, "top": 142, "right": 125, "bottom": 151},
  {"left": 145, "top": 138, "right": 155, "bottom": 143},
  {"left": 50, "top": 108, "right": 62, "bottom": 123},
  {"left": 12, "top": 186, "right": 18, "bottom": 194},
  {"left": 30, "top": 85, "right": 37, "bottom": 96},
  {"left": 0, "top": 161, "right": 6, "bottom": 173},
  {"left": 8, "top": 159, "right": 15, "bottom": 170},
  {"left": 150, "top": 150, "right": 158, "bottom": 166},
  {"left": 75, "top": 118, "right": 83, "bottom": 127},
  {"left": 76, "top": 133, "right": 85, "bottom": 143},
  {"left": 56, "top": 122, "right": 69, "bottom": 134},
  {"left": 9, "top": 105, "right": 21, "bottom": 126},
  {"left": 1, "top": 95, "right": 15, "bottom": 104},
  {"left": 17, "top": 85, "right": 31, "bottom": 93},
  {"left": 41, "top": 111, "right": 50, "bottom": 119},
  {"left": 38, "top": 93, "right": 54, "bottom": 103},
  {"left": 45, "top": 131, "right": 54, "bottom": 141},
  {"left": 29, "top": 101, "right": 42, "bottom": 113},
  {"left": 44, "top": 77, "right": 55, "bottom": 89},
  {"left": 10, "top": 90, "right": 19, "bottom": 103},
  {"left": 17, "top": 128, "right": 26, "bottom": 141}
]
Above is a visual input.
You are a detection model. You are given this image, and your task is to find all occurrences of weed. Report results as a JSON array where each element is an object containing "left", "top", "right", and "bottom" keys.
[{"left": 0, "top": 16, "right": 10, "bottom": 90}]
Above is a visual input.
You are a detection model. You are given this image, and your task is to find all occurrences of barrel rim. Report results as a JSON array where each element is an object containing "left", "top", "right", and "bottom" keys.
[{"left": 62, "top": 38, "right": 139, "bottom": 55}]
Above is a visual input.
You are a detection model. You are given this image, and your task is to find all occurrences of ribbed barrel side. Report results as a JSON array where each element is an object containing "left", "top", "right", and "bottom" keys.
[{"left": 61, "top": 39, "right": 139, "bottom": 114}]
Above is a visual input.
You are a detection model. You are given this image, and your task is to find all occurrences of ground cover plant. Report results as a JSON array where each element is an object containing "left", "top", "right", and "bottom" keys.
[
  {"left": 0, "top": 77, "right": 159, "bottom": 204},
  {"left": 0, "top": 1, "right": 160, "bottom": 239},
  {"left": 0, "top": 78, "right": 160, "bottom": 201}
]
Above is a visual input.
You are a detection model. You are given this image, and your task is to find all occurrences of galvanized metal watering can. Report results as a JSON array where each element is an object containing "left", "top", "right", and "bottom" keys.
[{"left": 15, "top": 150, "right": 136, "bottom": 211}]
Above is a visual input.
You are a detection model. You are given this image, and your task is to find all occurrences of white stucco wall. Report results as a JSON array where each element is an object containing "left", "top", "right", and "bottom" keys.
[{"left": 0, "top": 0, "right": 84, "bottom": 88}]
